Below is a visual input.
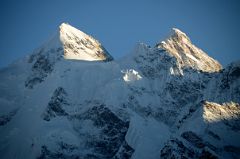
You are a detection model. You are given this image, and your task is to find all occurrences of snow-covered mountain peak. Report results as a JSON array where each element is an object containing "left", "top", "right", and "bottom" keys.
[
  {"left": 0, "top": 25, "right": 240, "bottom": 159},
  {"left": 156, "top": 28, "right": 222, "bottom": 72},
  {"left": 170, "top": 28, "right": 191, "bottom": 43},
  {"left": 59, "top": 23, "right": 113, "bottom": 61},
  {"left": 59, "top": 23, "right": 92, "bottom": 42}
]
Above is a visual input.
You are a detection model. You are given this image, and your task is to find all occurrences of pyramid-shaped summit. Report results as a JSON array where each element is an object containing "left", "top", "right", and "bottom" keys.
[
  {"left": 156, "top": 28, "right": 222, "bottom": 72},
  {"left": 59, "top": 23, "right": 113, "bottom": 61},
  {"left": 23, "top": 23, "right": 113, "bottom": 89}
]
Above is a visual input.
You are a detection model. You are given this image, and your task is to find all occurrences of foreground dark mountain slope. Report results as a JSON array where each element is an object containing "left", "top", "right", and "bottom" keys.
[{"left": 0, "top": 23, "right": 239, "bottom": 159}]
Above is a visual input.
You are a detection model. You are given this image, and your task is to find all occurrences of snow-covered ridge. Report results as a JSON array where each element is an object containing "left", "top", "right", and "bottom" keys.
[
  {"left": 156, "top": 28, "right": 222, "bottom": 72},
  {"left": 59, "top": 23, "right": 113, "bottom": 61}
]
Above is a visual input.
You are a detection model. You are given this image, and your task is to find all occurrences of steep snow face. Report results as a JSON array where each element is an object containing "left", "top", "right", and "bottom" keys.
[
  {"left": 156, "top": 28, "right": 222, "bottom": 72},
  {"left": 59, "top": 23, "right": 113, "bottom": 61}
]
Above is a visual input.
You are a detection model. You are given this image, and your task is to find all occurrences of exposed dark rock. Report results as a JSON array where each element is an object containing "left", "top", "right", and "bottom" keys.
[
  {"left": 207, "top": 131, "right": 221, "bottom": 141},
  {"left": 42, "top": 87, "right": 69, "bottom": 121},
  {"left": 136, "top": 50, "right": 178, "bottom": 79},
  {"left": 160, "top": 138, "right": 219, "bottom": 159},
  {"left": 219, "top": 64, "right": 240, "bottom": 91},
  {"left": 160, "top": 138, "right": 196, "bottom": 159},
  {"left": 25, "top": 48, "right": 63, "bottom": 89},
  {"left": 113, "top": 141, "right": 134, "bottom": 159},
  {"left": 70, "top": 104, "right": 133, "bottom": 159},
  {"left": 181, "top": 131, "right": 218, "bottom": 153},
  {"left": 199, "top": 149, "right": 218, "bottom": 159},
  {"left": 165, "top": 80, "right": 201, "bottom": 108},
  {"left": 37, "top": 145, "right": 79, "bottom": 159},
  {"left": 25, "top": 55, "right": 53, "bottom": 89},
  {"left": 229, "top": 67, "right": 240, "bottom": 80},
  {"left": 223, "top": 145, "right": 240, "bottom": 159},
  {"left": 177, "top": 102, "right": 203, "bottom": 129},
  {"left": 0, "top": 109, "right": 18, "bottom": 126},
  {"left": 181, "top": 131, "right": 205, "bottom": 148}
]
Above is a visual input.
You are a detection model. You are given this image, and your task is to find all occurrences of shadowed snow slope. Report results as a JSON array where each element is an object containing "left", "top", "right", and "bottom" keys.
[{"left": 0, "top": 24, "right": 239, "bottom": 159}]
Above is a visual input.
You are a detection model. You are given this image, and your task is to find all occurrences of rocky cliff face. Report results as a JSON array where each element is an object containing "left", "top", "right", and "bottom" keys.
[{"left": 0, "top": 23, "right": 239, "bottom": 159}]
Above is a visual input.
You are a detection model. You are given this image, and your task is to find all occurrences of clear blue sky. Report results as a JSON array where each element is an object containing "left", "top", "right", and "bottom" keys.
[{"left": 0, "top": 0, "right": 240, "bottom": 68}]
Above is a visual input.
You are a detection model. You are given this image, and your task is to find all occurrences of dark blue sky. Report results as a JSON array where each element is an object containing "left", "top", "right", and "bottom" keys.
[{"left": 0, "top": 0, "right": 240, "bottom": 68}]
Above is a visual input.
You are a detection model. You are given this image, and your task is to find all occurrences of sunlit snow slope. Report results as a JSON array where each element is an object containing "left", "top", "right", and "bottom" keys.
[{"left": 60, "top": 23, "right": 113, "bottom": 61}]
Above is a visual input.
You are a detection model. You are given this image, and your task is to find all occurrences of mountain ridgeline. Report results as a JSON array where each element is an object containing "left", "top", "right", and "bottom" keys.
[{"left": 0, "top": 23, "right": 239, "bottom": 159}]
